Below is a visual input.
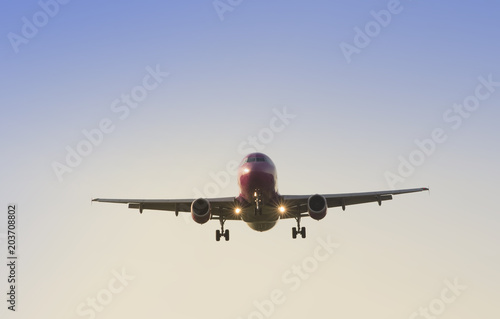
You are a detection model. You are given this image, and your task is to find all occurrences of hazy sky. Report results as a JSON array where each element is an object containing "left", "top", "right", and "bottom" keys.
[{"left": 1, "top": 1, "right": 499, "bottom": 318}]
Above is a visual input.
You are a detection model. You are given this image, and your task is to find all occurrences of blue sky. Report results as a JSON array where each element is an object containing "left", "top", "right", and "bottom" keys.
[{"left": 1, "top": 1, "right": 499, "bottom": 318}]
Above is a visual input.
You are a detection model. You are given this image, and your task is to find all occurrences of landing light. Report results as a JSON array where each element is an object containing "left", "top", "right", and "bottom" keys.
[
  {"left": 235, "top": 208, "right": 241, "bottom": 214},
  {"left": 279, "top": 206, "right": 286, "bottom": 213}
]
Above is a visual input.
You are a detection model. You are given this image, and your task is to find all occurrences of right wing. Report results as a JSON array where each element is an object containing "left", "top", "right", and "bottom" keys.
[{"left": 92, "top": 197, "right": 241, "bottom": 220}]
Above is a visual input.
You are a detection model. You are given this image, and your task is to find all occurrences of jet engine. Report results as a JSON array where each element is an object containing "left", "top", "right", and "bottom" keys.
[
  {"left": 191, "top": 198, "right": 211, "bottom": 224},
  {"left": 308, "top": 194, "right": 327, "bottom": 220}
]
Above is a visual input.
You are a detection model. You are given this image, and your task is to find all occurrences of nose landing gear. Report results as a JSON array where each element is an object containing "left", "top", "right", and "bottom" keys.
[{"left": 254, "top": 190, "right": 263, "bottom": 215}]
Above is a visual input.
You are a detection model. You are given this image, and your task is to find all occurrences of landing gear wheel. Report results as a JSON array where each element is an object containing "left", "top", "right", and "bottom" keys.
[
  {"left": 254, "top": 207, "right": 262, "bottom": 216},
  {"left": 216, "top": 215, "right": 229, "bottom": 241},
  {"left": 292, "top": 217, "right": 306, "bottom": 239}
]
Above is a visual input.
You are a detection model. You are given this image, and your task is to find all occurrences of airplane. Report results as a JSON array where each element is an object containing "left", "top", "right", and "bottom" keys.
[{"left": 93, "top": 152, "right": 429, "bottom": 241}]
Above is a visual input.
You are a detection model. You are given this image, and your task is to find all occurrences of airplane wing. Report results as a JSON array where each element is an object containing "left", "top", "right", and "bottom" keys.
[
  {"left": 92, "top": 197, "right": 241, "bottom": 220},
  {"left": 280, "top": 187, "right": 429, "bottom": 218},
  {"left": 93, "top": 187, "right": 428, "bottom": 220}
]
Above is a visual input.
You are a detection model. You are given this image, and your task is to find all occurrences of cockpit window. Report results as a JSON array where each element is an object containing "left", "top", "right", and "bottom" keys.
[{"left": 246, "top": 157, "right": 266, "bottom": 163}]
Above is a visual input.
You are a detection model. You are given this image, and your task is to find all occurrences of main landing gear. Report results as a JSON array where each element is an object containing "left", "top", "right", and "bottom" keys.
[
  {"left": 292, "top": 216, "right": 306, "bottom": 239},
  {"left": 216, "top": 216, "right": 229, "bottom": 241}
]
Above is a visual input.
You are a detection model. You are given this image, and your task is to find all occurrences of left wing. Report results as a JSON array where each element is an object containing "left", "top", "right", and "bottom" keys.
[
  {"left": 280, "top": 187, "right": 429, "bottom": 218},
  {"left": 92, "top": 197, "right": 241, "bottom": 220}
]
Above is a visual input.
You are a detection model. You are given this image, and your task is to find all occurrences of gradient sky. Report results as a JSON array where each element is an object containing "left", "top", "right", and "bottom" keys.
[{"left": 1, "top": 1, "right": 499, "bottom": 318}]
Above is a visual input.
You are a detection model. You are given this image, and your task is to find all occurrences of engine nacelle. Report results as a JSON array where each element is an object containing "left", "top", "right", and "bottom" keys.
[
  {"left": 308, "top": 194, "right": 327, "bottom": 220},
  {"left": 191, "top": 198, "right": 211, "bottom": 224}
]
